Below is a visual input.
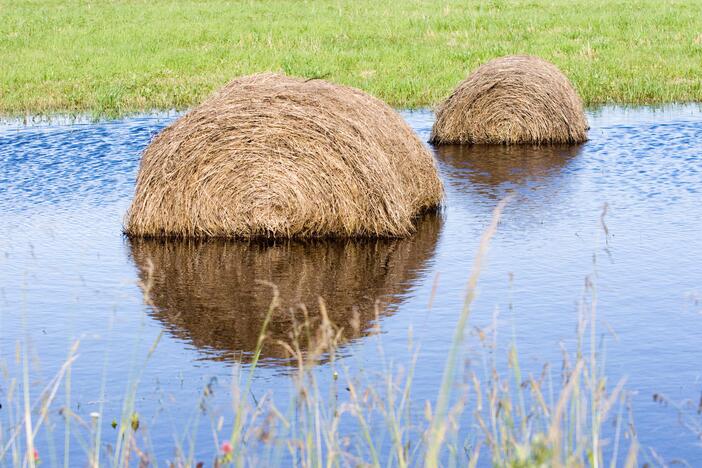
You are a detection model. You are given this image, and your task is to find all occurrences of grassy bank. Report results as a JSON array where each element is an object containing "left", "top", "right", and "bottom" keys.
[{"left": 1, "top": 0, "right": 701, "bottom": 117}]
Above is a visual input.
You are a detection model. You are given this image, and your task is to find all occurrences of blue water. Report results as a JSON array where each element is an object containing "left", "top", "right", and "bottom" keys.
[{"left": 1, "top": 106, "right": 701, "bottom": 464}]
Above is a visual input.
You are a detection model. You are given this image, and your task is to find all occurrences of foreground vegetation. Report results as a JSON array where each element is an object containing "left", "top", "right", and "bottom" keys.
[
  {"left": 1, "top": 0, "right": 701, "bottom": 117},
  {"left": 1, "top": 203, "right": 646, "bottom": 466}
]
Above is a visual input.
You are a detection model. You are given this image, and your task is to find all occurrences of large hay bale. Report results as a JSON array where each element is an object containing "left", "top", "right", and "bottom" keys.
[
  {"left": 125, "top": 73, "right": 443, "bottom": 239},
  {"left": 128, "top": 213, "right": 441, "bottom": 365},
  {"left": 430, "top": 56, "right": 588, "bottom": 145}
]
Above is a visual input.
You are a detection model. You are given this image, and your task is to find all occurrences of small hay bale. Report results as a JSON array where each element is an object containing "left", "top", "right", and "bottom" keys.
[
  {"left": 124, "top": 73, "right": 443, "bottom": 239},
  {"left": 430, "top": 56, "right": 588, "bottom": 145}
]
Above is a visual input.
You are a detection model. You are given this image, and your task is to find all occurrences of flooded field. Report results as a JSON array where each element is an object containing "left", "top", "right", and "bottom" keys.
[{"left": 1, "top": 106, "right": 701, "bottom": 464}]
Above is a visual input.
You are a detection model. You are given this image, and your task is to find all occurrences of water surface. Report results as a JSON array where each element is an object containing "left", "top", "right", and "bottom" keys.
[{"left": 1, "top": 106, "right": 701, "bottom": 463}]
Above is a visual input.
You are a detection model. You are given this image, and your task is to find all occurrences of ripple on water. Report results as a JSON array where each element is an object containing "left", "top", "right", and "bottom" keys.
[{"left": 1, "top": 105, "right": 701, "bottom": 464}]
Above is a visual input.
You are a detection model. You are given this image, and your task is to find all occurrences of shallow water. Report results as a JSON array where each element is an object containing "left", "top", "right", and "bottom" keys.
[{"left": 1, "top": 106, "right": 702, "bottom": 463}]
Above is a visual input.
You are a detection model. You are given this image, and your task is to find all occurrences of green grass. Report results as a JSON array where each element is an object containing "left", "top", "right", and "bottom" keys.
[{"left": 1, "top": 0, "right": 701, "bottom": 117}]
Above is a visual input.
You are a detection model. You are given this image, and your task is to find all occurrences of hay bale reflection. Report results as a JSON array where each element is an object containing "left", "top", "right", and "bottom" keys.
[
  {"left": 128, "top": 214, "right": 441, "bottom": 366},
  {"left": 433, "top": 144, "right": 583, "bottom": 199}
]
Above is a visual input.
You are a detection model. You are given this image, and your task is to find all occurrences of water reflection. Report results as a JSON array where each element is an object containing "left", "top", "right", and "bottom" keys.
[
  {"left": 433, "top": 144, "right": 583, "bottom": 199},
  {"left": 3, "top": 107, "right": 702, "bottom": 463},
  {"left": 128, "top": 214, "right": 442, "bottom": 366}
]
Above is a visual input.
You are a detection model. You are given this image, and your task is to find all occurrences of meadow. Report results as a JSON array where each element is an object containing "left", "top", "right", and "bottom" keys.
[{"left": 1, "top": 0, "right": 702, "bottom": 117}]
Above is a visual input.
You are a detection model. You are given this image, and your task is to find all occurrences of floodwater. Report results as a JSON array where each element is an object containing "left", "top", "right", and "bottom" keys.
[{"left": 1, "top": 106, "right": 702, "bottom": 464}]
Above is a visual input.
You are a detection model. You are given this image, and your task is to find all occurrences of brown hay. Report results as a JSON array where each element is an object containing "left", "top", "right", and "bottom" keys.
[
  {"left": 128, "top": 213, "right": 442, "bottom": 365},
  {"left": 124, "top": 73, "right": 443, "bottom": 239},
  {"left": 430, "top": 56, "right": 588, "bottom": 145}
]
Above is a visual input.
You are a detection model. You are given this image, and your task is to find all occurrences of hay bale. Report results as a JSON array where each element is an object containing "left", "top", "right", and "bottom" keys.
[
  {"left": 124, "top": 73, "right": 443, "bottom": 239},
  {"left": 128, "top": 213, "right": 441, "bottom": 365},
  {"left": 430, "top": 56, "right": 588, "bottom": 145}
]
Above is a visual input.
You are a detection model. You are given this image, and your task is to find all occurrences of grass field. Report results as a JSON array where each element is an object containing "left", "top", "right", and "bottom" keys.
[{"left": 1, "top": 0, "right": 701, "bottom": 117}]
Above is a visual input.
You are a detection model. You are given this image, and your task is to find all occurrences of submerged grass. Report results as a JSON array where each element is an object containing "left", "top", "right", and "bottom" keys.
[
  {"left": 1, "top": 0, "right": 702, "bottom": 117},
  {"left": 0, "top": 202, "right": 650, "bottom": 466}
]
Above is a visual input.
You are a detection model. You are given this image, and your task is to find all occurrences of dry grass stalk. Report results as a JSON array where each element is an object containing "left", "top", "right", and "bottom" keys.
[
  {"left": 125, "top": 73, "right": 443, "bottom": 239},
  {"left": 430, "top": 55, "right": 588, "bottom": 145}
]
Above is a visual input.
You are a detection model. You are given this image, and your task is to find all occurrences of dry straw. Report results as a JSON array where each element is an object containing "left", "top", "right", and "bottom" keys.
[
  {"left": 430, "top": 55, "right": 588, "bottom": 145},
  {"left": 124, "top": 73, "right": 443, "bottom": 239}
]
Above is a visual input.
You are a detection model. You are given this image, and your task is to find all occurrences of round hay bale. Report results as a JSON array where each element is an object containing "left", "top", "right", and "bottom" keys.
[
  {"left": 128, "top": 213, "right": 441, "bottom": 365},
  {"left": 430, "top": 56, "right": 588, "bottom": 145},
  {"left": 125, "top": 73, "right": 443, "bottom": 239}
]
